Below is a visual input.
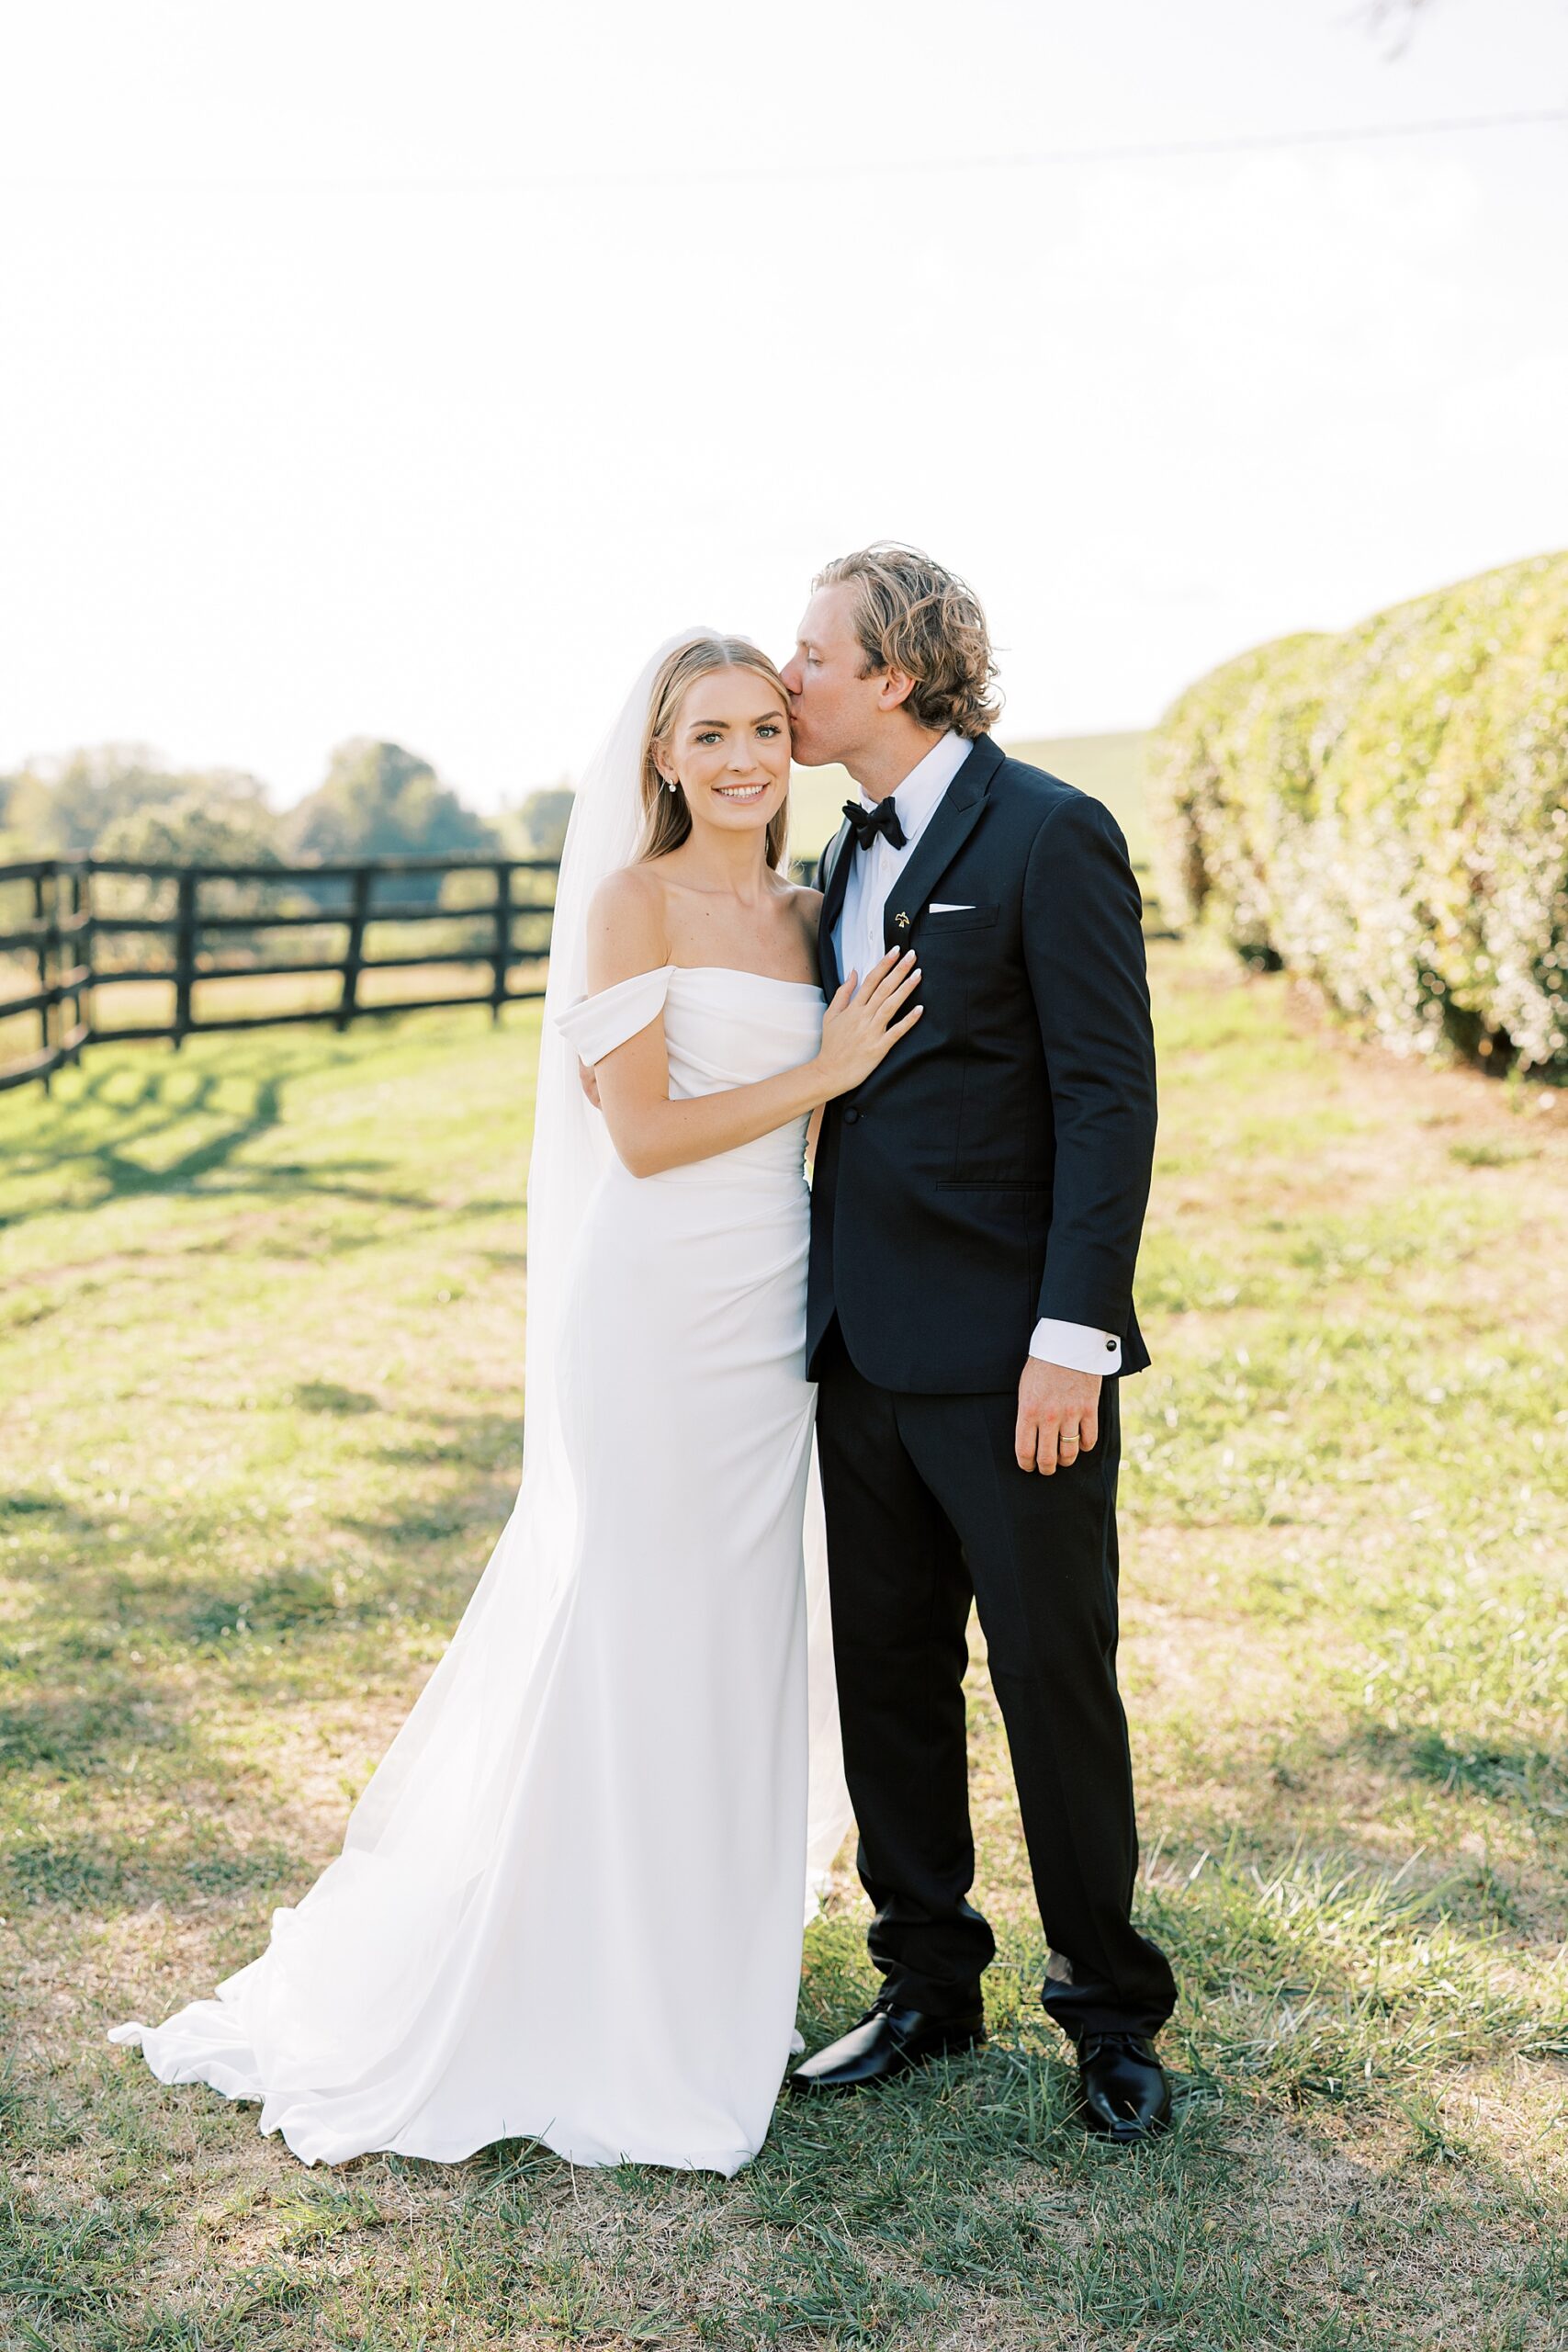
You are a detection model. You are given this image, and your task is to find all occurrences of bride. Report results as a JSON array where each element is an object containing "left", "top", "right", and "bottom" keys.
[{"left": 108, "top": 632, "right": 921, "bottom": 2176}]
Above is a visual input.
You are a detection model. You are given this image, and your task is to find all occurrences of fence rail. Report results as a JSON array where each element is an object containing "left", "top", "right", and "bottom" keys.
[{"left": 0, "top": 854, "right": 561, "bottom": 1093}]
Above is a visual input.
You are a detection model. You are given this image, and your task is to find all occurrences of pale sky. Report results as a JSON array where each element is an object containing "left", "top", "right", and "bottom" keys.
[{"left": 2, "top": 0, "right": 1565, "bottom": 809}]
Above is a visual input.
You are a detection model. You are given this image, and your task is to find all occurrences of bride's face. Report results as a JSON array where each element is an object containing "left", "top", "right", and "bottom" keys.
[{"left": 660, "top": 669, "right": 792, "bottom": 839}]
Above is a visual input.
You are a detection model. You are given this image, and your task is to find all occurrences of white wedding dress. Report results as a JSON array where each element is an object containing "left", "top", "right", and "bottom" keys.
[{"left": 108, "top": 639, "right": 852, "bottom": 2177}]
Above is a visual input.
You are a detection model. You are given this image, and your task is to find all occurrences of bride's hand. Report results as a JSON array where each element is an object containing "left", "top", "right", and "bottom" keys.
[{"left": 814, "top": 949, "right": 923, "bottom": 1098}]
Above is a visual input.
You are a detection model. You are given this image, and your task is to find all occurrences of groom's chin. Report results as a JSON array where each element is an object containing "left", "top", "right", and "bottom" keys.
[{"left": 790, "top": 738, "right": 836, "bottom": 771}]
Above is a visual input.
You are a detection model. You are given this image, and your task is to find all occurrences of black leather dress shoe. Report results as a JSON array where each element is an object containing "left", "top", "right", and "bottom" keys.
[
  {"left": 1077, "top": 2031, "right": 1171, "bottom": 2142},
  {"left": 789, "top": 2003, "right": 987, "bottom": 2093}
]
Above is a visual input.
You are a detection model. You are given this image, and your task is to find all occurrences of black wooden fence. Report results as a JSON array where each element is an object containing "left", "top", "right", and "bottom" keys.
[
  {"left": 2, "top": 847, "right": 1175, "bottom": 1098},
  {"left": 0, "top": 854, "right": 560, "bottom": 1094}
]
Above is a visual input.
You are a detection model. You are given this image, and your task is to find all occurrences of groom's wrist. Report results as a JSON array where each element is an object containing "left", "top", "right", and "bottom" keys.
[{"left": 1029, "top": 1317, "right": 1122, "bottom": 1376}]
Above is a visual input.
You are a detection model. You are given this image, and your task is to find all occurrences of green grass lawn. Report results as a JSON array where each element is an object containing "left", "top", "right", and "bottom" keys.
[{"left": 3, "top": 944, "right": 1566, "bottom": 2350}]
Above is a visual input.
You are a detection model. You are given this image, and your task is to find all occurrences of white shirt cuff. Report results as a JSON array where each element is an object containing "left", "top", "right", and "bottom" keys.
[{"left": 1029, "top": 1317, "right": 1122, "bottom": 1375}]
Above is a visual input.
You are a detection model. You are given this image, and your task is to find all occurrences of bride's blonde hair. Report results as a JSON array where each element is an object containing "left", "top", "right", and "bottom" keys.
[{"left": 637, "top": 635, "right": 792, "bottom": 868}]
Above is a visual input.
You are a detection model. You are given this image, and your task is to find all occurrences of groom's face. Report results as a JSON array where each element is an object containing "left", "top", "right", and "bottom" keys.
[{"left": 781, "top": 585, "right": 883, "bottom": 769}]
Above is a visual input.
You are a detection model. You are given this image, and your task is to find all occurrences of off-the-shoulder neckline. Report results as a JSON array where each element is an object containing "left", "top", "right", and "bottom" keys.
[
  {"left": 665, "top": 962, "right": 821, "bottom": 991},
  {"left": 581, "top": 962, "right": 819, "bottom": 993}
]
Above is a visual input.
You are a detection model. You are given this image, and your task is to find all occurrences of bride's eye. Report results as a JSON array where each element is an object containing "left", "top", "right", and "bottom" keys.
[
  {"left": 757, "top": 724, "right": 783, "bottom": 739},
  {"left": 694, "top": 729, "right": 721, "bottom": 745}
]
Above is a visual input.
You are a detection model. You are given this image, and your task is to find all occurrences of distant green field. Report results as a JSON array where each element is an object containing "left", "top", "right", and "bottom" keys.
[{"left": 787, "top": 730, "right": 1149, "bottom": 869}]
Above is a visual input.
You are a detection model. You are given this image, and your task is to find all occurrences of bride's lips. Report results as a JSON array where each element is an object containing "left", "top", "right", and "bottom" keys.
[{"left": 713, "top": 782, "right": 772, "bottom": 801}]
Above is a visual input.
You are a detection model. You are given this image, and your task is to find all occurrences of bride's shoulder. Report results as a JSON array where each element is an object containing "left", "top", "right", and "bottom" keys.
[
  {"left": 586, "top": 864, "right": 671, "bottom": 991},
  {"left": 785, "top": 876, "right": 824, "bottom": 939},
  {"left": 589, "top": 862, "right": 666, "bottom": 924}
]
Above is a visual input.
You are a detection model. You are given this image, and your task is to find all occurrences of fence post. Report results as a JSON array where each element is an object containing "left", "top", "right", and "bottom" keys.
[
  {"left": 173, "top": 870, "right": 197, "bottom": 1049},
  {"left": 338, "top": 865, "right": 371, "bottom": 1032},
  {"left": 491, "top": 861, "right": 512, "bottom": 1023},
  {"left": 67, "top": 865, "right": 91, "bottom": 1064},
  {"left": 33, "top": 870, "right": 55, "bottom": 1092}
]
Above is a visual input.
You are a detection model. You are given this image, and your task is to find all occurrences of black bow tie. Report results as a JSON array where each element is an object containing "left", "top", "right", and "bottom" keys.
[{"left": 842, "top": 796, "right": 907, "bottom": 854}]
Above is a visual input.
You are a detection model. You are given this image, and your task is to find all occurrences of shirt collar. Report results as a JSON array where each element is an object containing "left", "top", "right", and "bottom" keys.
[{"left": 859, "top": 729, "right": 973, "bottom": 850}]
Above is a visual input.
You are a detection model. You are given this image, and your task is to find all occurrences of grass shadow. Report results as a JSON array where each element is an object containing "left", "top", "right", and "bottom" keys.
[
  {"left": 6, "top": 1827, "right": 300, "bottom": 1914},
  {"left": 0, "top": 1057, "right": 446, "bottom": 1230},
  {"left": 1359, "top": 1722, "right": 1568, "bottom": 1815}
]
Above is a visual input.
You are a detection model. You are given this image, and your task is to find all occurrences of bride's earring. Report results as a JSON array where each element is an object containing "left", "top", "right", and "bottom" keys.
[{"left": 665, "top": 775, "right": 679, "bottom": 794}]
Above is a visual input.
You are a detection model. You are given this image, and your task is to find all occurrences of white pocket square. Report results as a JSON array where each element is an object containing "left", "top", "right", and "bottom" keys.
[{"left": 928, "top": 902, "right": 975, "bottom": 913}]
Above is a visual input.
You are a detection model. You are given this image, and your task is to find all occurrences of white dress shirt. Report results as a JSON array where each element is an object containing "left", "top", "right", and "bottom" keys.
[{"left": 831, "top": 730, "right": 1122, "bottom": 1380}]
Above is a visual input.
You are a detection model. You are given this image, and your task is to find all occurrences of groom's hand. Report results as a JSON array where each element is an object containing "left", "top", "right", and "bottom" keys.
[{"left": 1015, "top": 1360, "right": 1101, "bottom": 1475}]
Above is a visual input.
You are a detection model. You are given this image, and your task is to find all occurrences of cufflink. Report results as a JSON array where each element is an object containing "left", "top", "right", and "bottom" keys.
[{"left": 1106, "top": 1339, "right": 1117, "bottom": 1351}]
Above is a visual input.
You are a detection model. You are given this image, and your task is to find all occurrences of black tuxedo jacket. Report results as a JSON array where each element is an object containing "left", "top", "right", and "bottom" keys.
[{"left": 807, "top": 734, "right": 1156, "bottom": 1393}]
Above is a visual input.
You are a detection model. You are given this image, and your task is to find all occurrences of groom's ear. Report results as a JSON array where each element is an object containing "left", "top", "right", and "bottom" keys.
[{"left": 874, "top": 662, "right": 918, "bottom": 715}]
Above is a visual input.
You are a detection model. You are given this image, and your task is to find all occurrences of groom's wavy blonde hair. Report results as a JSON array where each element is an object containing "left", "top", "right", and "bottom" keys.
[
  {"left": 814, "top": 543, "right": 1002, "bottom": 740},
  {"left": 637, "top": 635, "right": 793, "bottom": 869}
]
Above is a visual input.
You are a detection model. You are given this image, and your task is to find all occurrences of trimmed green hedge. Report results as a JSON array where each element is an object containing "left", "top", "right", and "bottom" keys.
[{"left": 1146, "top": 552, "right": 1568, "bottom": 1072}]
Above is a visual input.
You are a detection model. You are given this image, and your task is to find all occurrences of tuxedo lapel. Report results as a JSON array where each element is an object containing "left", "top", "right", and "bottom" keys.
[
  {"left": 816, "top": 817, "right": 853, "bottom": 995},
  {"left": 880, "top": 735, "right": 1001, "bottom": 953}
]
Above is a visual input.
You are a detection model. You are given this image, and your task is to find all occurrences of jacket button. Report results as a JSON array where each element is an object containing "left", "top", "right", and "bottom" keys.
[{"left": 842, "top": 1108, "right": 861, "bottom": 1125}]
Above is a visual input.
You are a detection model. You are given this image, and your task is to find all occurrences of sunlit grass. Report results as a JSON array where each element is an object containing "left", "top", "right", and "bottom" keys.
[{"left": 2, "top": 953, "right": 1565, "bottom": 2348}]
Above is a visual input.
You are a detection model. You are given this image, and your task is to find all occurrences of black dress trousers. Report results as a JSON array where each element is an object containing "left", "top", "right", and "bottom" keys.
[{"left": 814, "top": 1320, "right": 1177, "bottom": 2041}]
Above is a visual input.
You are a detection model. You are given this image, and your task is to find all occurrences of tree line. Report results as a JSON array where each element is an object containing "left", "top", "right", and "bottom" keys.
[{"left": 0, "top": 740, "right": 575, "bottom": 893}]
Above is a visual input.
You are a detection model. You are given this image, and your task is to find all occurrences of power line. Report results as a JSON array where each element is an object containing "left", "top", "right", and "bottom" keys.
[
  {"left": 6, "top": 106, "right": 1565, "bottom": 196},
  {"left": 594, "top": 104, "right": 1568, "bottom": 192},
  {"left": 918, "top": 106, "right": 1568, "bottom": 180}
]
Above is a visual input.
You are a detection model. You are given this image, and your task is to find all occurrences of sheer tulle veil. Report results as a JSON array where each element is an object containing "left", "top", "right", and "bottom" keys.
[
  {"left": 106, "top": 638, "right": 852, "bottom": 2138},
  {"left": 250, "top": 632, "right": 852, "bottom": 2055},
  {"left": 524, "top": 628, "right": 853, "bottom": 1906}
]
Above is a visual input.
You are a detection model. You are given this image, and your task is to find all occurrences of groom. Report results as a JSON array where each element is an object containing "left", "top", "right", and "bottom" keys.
[{"left": 782, "top": 545, "right": 1176, "bottom": 2141}]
